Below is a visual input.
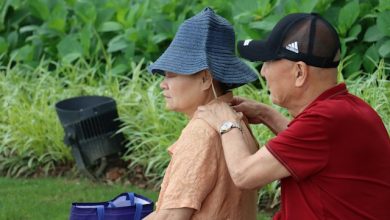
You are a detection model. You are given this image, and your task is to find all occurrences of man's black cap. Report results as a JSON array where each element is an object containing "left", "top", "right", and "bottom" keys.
[{"left": 238, "top": 13, "right": 340, "bottom": 68}]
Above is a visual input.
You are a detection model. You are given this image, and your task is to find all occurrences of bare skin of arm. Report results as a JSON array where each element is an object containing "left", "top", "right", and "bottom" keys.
[
  {"left": 144, "top": 208, "right": 194, "bottom": 220},
  {"left": 195, "top": 100, "right": 291, "bottom": 189}
]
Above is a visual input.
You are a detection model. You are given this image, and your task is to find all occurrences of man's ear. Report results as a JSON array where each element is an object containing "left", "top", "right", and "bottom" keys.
[
  {"left": 295, "top": 61, "right": 308, "bottom": 87},
  {"left": 200, "top": 70, "right": 213, "bottom": 91}
]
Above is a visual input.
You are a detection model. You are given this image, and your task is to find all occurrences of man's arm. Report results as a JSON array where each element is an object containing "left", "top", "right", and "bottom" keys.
[
  {"left": 195, "top": 101, "right": 290, "bottom": 189},
  {"left": 144, "top": 208, "right": 194, "bottom": 220},
  {"left": 220, "top": 128, "right": 290, "bottom": 189}
]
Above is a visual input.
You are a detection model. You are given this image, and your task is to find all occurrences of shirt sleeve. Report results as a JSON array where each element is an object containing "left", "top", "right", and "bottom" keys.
[
  {"left": 159, "top": 119, "right": 218, "bottom": 211},
  {"left": 266, "top": 111, "right": 330, "bottom": 181}
]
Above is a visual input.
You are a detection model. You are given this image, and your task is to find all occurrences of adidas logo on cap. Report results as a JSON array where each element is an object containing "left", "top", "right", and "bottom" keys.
[{"left": 286, "top": 41, "right": 299, "bottom": 53}]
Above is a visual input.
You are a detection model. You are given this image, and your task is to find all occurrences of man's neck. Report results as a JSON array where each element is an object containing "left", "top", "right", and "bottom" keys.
[{"left": 288, "top": 82, "right": 338, "bottom": 117}]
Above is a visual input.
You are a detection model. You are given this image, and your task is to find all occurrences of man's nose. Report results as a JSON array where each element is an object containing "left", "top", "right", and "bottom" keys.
[{"left": 260, "top": 63, "right": 266, "bottom": 77}]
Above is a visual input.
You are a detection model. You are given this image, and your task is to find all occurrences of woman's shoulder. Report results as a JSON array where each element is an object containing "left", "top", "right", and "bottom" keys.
[
  {"left": 181, "top": 118, "right": 219, "bottom": 140},
  {"left": 170, "top": 118, "right": 220, "bottom": 156}
]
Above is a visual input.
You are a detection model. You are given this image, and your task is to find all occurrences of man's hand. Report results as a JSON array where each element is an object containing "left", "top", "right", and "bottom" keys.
[
  {"left": 195, "top": 100, "right": 242, "bottom": 131},
  {"left": 232, "top": 96, "right": 289, "bottom": 134},
  {"left": 231, "top": 96, "right": 266, "bottom": 124}
]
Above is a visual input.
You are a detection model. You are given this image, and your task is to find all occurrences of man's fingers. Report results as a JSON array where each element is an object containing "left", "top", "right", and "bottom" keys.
[
  {"left": 232, "top": 103, "right": 243, "bottom": 112},
  {"left": 197, "top": 105, "right": 207, "bottom": 111},
  {"left": 231, "top": 96, "right": 245, "bottom": 106}
]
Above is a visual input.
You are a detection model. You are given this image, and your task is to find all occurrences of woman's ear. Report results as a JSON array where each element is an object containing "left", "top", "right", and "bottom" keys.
[
  {"left": 200, "top": 70, "right": 213, "bottom": 91},
  {"left": 295, "top": 61, "right": 308, "bottom": 87}
]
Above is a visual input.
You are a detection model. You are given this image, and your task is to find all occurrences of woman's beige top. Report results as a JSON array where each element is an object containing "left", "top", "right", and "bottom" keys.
[{"left": 156, "top": 94, "right": 259, "bottom": 220}]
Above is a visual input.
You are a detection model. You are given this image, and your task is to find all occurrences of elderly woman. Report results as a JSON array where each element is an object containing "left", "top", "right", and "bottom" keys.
[{"left": 144, "top": 8, "right": 259, "bottom": 220}]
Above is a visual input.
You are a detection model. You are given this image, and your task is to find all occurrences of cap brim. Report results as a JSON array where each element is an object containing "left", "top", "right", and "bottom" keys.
[{"left": 237, "top": 40, "right": 277, "bottom": 62}]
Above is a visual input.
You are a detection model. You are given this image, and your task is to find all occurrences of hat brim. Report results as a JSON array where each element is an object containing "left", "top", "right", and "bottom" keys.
[
  {"left": 237, "top": 40, "right": 278, "bottom": 62},
  {"left": 147, "top": 44, "right": 208, "bottom": 76},
  {"left": 207, "top": 55, "right": 258, "bottom": 88},
  {"left": 148, "top": 41, "right": 259, "bottom": 88}
]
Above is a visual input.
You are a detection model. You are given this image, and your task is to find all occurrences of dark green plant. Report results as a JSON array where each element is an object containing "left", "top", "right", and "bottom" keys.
[{"left": 1, "top": 0, "right": 389, "bottom": 78}]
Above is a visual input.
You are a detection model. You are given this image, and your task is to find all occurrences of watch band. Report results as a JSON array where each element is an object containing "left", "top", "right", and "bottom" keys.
[{"left": 219, "top": 121, "right": 242, "bottom": 135}]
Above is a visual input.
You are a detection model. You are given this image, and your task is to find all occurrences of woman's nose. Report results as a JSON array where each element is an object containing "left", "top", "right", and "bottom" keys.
[{"left": 160, "top": 78, "right": 168, "bottom": 90}]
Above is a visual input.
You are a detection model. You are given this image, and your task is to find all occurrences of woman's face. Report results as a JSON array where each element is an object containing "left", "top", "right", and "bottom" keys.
[{"left": 160, "top": 71, "right": 207, "bottom": 116}]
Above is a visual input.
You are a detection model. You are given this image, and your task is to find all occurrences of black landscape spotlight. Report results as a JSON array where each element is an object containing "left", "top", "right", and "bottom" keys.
[{"left": 55, "top": 96, "right": 125, "bottom": 179}]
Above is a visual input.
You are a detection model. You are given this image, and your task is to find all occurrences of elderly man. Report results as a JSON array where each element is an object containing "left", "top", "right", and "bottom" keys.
[{"left": 196, "top": 13, "right": 390, "bottom": 219}]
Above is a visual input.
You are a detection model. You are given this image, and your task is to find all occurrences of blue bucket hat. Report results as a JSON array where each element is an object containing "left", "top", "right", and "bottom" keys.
[{"left": 148, "top": 7, "right": 258, "bottom": 89}]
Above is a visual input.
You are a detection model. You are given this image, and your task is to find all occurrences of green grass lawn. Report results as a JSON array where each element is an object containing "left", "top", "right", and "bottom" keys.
[
  {"left": 0, "top": 177, "right": 158, "bottom": 220},
  {"left": 0, "top": 177, "right": 271, "bottom": 220}
]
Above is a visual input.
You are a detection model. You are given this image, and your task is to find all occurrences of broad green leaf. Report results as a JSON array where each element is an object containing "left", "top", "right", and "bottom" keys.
[
  {"left": 107, "top": 35, "right": 128, "bottom": 53},
  {"left": 74, "top": 1, "right": 96, "bottom": 24},
  {"left": 250, "top": 14, "right": 282, "bottom": 31},
  {"left": 111, "top": 63, "right": 129, "bottom": 75},
  {"left": 0, "top": 0, "right": 12, "bottom": 31},
  {"left": 379, "top": 0, "right": 390, "bottom": 10},
  {"left": 96, "top": 8, "right": 115, "bottom": 25},
  {"left": 338, "top": 0, "right": 360, "bottom": 36},
  {"left": 281, "top": 0, "right": 318, "bottom": 14},
  {"left": 65, "top": 0, "right": 77, "bottom": 7},
  {"left": 57, "top": 35, "right": 83, "bottom": 63},
  {"left": 377, "top": 10, "right": 390, "bottom": 37},
  {"left": 363, "top": 25, "right": 385, "bottom": 42},
  {"left": 232, "top": 0, "right": 258, "bottom": 14},
  {"left": 99, "top": 21, "right": 123, "bottom": 32},
  {"left": 344, "top": 24, "right": 361, "bottom": 42},
  {"left": 151, "top": 34, "right": 168, "bottom": 44},
  {"left": 256, "top": 0, "right": 275, "bottom": 17},
  {"left": 344, "top": 53, "right": 362, "bottom": 78},
  {"left": 11, "top": 44, "right": 34, "bottom": 62},
  {"left": 28, "top": 0, "right": 50, "bottom": 20},
  {"left": 378, "top": 40, "right": 390, "bottom": 57},
  {"left": 116, "top": 8, "right": 129, "bottom": 26},
  {"left": 48, "top": 1, "right": 67, "bottom": 33},
  {"left": 79, "top": 26, "right": 92, "bottom": 57},
  {"left": 62, "top": 52, "right": 81, "bottom": 64},
  {"left": 348, "top": 24, "right": 361, "bottom": 39},
  {"left": 282, "top": 0, "right": 299, "bottom": 13},
  {"left": 0, "top": 37, "right": 8, "bottom": 54},
  {"left": 124, "top": 42, "right": 135, "bottom": 59},
  {"left": 299, "top": 0, "right": 319, "bottom": 13},
  {"left": 124, "top": 28, "right": 138, "bottom": 42},
  {"left": 19, "top": 25, "right": 39, "bottom": 33},
  {"left": 7, "top": 31, "right": 18, "bottom": 48},
  {"left": 363, "top": 44, "right": 379, "bottom": 72}
]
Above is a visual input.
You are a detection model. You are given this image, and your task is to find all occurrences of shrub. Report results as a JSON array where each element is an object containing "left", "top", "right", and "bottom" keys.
[
  {"left": 0, "top": 0, "right": 389, "bottom": 77},
  {"left": 0, "top": 59, "right": 388, "bottom": 210}
]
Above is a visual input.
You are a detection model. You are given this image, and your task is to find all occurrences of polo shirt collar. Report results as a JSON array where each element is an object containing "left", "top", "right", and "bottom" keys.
[{"left": 289, "top": 83, "right": 348, "bottom": 126}]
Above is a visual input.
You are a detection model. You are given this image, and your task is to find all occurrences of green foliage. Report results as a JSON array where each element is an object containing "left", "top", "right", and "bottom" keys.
[
  {"left": 0, "top": 0, "right": 389, "bottom": 214},
  {"left": 1, "top": 59, "right": 389, "bottom": 212},
  {"left": 0, "top": 0, "right": 389, "bottom": 78}
]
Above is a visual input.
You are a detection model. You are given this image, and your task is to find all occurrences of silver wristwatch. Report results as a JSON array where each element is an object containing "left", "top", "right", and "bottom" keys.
[{"left": 219, "top": 121, "right": 242, "bottom": 135}]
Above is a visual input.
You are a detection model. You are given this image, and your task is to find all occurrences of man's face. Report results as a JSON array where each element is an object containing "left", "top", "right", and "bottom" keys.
[{"left": 260, "top": 59, "right": 296, "bottom": 107}]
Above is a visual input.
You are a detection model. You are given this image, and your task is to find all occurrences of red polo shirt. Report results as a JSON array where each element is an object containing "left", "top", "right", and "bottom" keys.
[{"left": 266, "top": 83, "right": 390, "bottom": 220}]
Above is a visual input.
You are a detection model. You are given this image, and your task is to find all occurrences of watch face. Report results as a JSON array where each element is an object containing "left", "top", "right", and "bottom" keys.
[{"left": 222, "top": 121, "right": 233, "bottom": 131}]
